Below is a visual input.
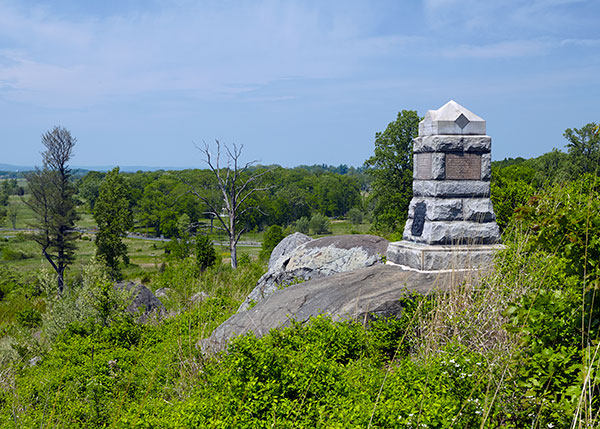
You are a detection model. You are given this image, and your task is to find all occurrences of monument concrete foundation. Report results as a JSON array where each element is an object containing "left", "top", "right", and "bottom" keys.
[{"left": 386, "top": 100, "right": 504, "bottom": 271}]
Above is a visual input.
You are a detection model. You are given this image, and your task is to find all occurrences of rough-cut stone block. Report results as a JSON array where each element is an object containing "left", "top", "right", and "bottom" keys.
[
  {"left": 419, "top": 100, "right": 486, "bottom": 136},
  {"left": 463, "top": 199, "right": 496, "bottom": 223},
  {"left": 481, "top": 153, "right": 491, "bottom": 181},
  {"left": 413, "top": 180, "right": 490, "bottom": 198},
  {"left": 431, "top": 153, "right": 445, "bottom": 179},
  {"left": 413, "top": 135, "right": 491, "bottom": 153},
  {"left": 403, "top": 220, "right": 500, "bottom": 245},
  {"left": 408, "top": 198, "right": 463, "bottom": 221},
  {"left": 387, "top": 241, "right": 504, "bottom": 271}
]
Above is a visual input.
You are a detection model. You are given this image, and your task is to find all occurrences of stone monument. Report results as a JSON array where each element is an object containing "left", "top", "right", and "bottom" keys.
[{"left": 386, "top": 100, "right": 502, "bottom": 271}]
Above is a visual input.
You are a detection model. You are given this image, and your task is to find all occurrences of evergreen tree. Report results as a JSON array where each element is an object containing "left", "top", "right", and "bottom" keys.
[
  {"left": 25, "top": 126, "right": 78, "bottom": 294},
  {"left": 94, "top": 167, "right": 133, "bottom": 280},
  {"left": 260, "top": 225, "right": 284, "bottom": 260},
  {"left": 196, "top": 235, "right": 216, "bottom": 271}
]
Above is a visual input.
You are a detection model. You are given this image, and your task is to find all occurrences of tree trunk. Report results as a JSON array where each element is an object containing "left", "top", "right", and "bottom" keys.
[{"left": 229, "top": 215, "right": 237, "bottom": 268}]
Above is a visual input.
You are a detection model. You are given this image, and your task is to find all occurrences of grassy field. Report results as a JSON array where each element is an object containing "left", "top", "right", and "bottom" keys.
[{"left": 1, "top": 196, "right": 372, "bottom": 283}]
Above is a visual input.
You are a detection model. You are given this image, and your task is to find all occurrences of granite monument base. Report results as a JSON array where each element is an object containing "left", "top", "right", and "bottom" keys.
[{"left": 386, "top": 240, "right": 504, "bottom": 272}]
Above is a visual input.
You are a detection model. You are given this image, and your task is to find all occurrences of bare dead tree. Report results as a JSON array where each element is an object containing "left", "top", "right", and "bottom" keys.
[
  {"left": 25, "top": 126, "right": 78, "bottom": 294},
  {"left": 188, "top": 140, "right": 270, "bottom": 268}
]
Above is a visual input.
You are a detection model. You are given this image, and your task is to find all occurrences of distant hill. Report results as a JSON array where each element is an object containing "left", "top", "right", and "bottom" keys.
[{"left": 0, "top": 163, "right": 34, "bottom": 172}]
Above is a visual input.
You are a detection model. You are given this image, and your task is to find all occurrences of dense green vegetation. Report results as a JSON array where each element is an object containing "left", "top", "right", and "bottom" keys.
[{"left": 1, "top": 118, "right": 599, "bottom": 426}]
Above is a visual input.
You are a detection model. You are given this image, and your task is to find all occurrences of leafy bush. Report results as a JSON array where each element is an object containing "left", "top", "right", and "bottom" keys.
[
  {"left": 347, "top": 207, "right": 363, "bottom": 225},
  {"left": 294, "top": 216, "right": 309, "bottom": 234},
  {"left": 259, "top": 225, "right": 284, "bottom": 260},
  {"left": 0, "top": 247, "right": 31, "bottom": 261},
  {"left": 309, "top": 213, "right": 331, "bottom": 235},
  {"left": 15, "top": 308, "right": 42, "bottom": 328},
  {"left": 195, "top": 235, "right": 216, "bottom": 272},
  {"left": 499, "top": 175, "right": 600, "bottom": 425}
]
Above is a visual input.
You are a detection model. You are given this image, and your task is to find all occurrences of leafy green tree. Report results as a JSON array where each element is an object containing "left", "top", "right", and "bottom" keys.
[
  {"left": 490, "top": 164, "right": 537, "bottom": 230},
  {"left": 564, "top": 122, "right": 600, "bottom": 177},
  {"left": 26, "top": 126, "right": 79, "bottom": 294},
  {"left": 309, "top": 213, "right": 331, "bottom": 235},
  {"left": 295, "top": 216, "right": 310, "bottom": 234},
  {"left": 196, "top": 235, "right": 216, "bottom": 271},
  {"left": 0, "top": 188, "right": 7, "bottom": 226},
  {"left": 348, "top": 207, "right": 363, "bottom": 225},
  {"left": 94, "top": 167, "right": 133, "bottom": 280},
  {"left": 78, "top": 171, "right": 105, "bottom": 210},
  {"left": 364, "top": 110, "right": 420, "bottom": 234},
  {"left": 7, "top": 205, "right": 17, "bottom": 229},
  {"left": 260, "top": 225, "right": 284, "bottom": 260}
]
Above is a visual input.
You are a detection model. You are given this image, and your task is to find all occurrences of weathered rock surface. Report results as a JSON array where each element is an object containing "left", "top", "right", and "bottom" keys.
[
  {"left": 202, "top": 264, "right": 466, "bottom": 354},
  {"left": 238, "top": 234, "right": 389, "bottom": 311},
  {"left": 115, "top": 282, "right": 165, "bottom": 322},
  {"left": 190, "top": 291, "right": 209, "bottom": 304},
  {"left": 154, "top": 288, "right": 171, "bottom": 299},
  {"left": 268, "top": 232, "right": 313, "bottom": 271}
]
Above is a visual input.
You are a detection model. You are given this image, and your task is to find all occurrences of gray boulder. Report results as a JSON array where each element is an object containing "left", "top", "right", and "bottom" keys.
[
  {"left": 115, "top": 282, "right": 165, "bottom": 322},
  {"left": 202, "top": 264, "right": 465, "bottom": 354},
  {"left": 190, "top": 291, "right": 209, "bottom": 304},
  {"left": 239, "top": 234, "right": 389, "bottom": 311},
  {"left": 154, "top": 288, "right": 172, "bottom": 299},
  {"left": 268, "top": 232, "right": 313, "bottom": 271}
]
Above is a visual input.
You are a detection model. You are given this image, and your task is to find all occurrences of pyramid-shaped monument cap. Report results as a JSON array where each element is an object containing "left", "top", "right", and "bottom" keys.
[{"left": 419, "top": 100, "right": 486, "bottom": 136}]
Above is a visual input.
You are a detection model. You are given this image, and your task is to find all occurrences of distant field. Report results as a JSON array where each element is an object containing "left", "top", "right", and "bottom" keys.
[{"left": 1, "top": 196, "right": 372, "bottom": 282}]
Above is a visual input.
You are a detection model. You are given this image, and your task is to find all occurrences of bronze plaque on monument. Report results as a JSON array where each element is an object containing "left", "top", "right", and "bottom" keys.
[
  {"left": 445, "top": 153, "right": 481, "bottom": 180},
  {"left": 415, "top": 153, "right": 432, "bottom": 180}
]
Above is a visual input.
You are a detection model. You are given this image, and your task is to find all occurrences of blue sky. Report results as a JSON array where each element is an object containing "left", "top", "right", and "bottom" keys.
[{"left": 1, "top": 0, "right": 599, "bottom": 168}]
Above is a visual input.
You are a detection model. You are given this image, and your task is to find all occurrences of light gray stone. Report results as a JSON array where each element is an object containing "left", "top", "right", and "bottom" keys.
[
  {"left": 431, "top": 153, "right": 445, "bottom": 179},
  {"left": 190, "top": 291, "right": 209, "bottom": 304},
  {"left": 418, "top": 100, "right": 486, "bottom": 136},
  {"left": 387, "top": 241, "right": 504, "bottom": 271},
  {"left": 155, "top": 288, "right": 171, "bottom": 299},
  {"left": 463, "top": 199, "right": 496, "bottom": 223},
  {"left": 481, "top": 153, "right": 491, "bottom": 181},
  {"left": 408, "top": 198, "right": 463, "bottom": 221},
  {"left": 404, "top": 220, "right": 500, "bottom": 245},
  {"left": 413, "top": 180, "right": 490, "bottom": 198},
  {"left": 413, "top": 135, "right": 491, "bottom": 153},
  {"left": 202, "top": 265, "right": 469, "bottom": 354},
  {"left": 115, "top": 282, "right": 165, "bottom": 322},
  {"left": 268, "top": 232, "right": 313, "bottom": 271},
  {"left": 29, "top": 356, "right": 42, "bottom": 367},
  {"left": 239, "top": 235, "right": 389, "bottom": 312}
]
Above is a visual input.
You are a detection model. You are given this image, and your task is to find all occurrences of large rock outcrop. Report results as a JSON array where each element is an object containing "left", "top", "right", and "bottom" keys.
[
  {"left": 202, "top": 264, "right": 467, "bottom": 354},
  {"left": 239, "top": 234, "right": 389, "bottom": 311},
  {"left": 268, "top": 232, "right": 313, "bottom": 271}
]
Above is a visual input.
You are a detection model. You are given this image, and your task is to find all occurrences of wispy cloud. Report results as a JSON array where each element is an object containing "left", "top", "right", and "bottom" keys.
[
  {"left": 444, "top": 40, "right": 550, "bottom": 59},
  {"left": 0, "top": 0, "right": 420, "bottom": 108}
]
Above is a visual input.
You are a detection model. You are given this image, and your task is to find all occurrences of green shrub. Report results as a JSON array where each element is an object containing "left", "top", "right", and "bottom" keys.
[
  {"left": 259, "top": 225, "right": 284, "bottom": 260},
  {"left": 499, "top": 174, "right": 600, "bottom": 426},
  {"left": 294, "top": 216, "right": 310, "bottom": 234},
  {"left": 195, "top": 235, "right": 216, "bottom": 272},
  {"left": 0, "top": 247, "right": 31, "bottom": 261},
  {"left": 237, "top": 252, "right": 251, "bottom": 266},
  {"left": 347, "top": 207, "right": 363, "bottom": 225},
  {"left": 16, "top": 308, "right": 42, "bottom": 328},
  {"left": 309, "top": 213, "right": 331, "bottom": 235}
]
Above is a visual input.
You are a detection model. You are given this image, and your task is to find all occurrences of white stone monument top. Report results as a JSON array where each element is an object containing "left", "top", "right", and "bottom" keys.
[{"left": 419, "top": 100, "right": 486, "bottom": 136}]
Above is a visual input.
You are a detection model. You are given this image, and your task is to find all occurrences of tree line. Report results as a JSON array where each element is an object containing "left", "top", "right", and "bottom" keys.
[{"left": 18, "top": 115, "right": 598, "bottom": 293}]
